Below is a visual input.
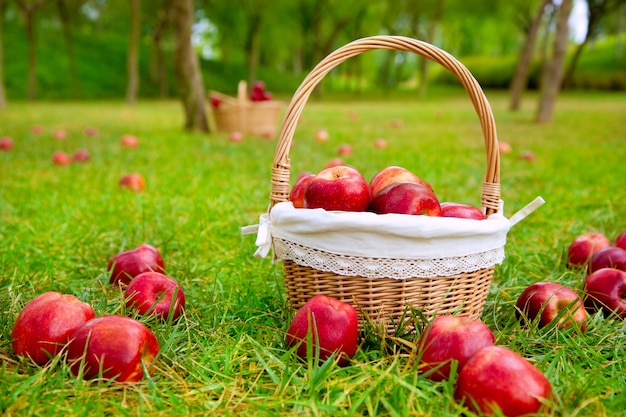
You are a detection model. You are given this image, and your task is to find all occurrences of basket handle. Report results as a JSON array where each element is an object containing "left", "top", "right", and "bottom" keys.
[{"left": 269, "top": 36, "right": 501, "bottom": 214}]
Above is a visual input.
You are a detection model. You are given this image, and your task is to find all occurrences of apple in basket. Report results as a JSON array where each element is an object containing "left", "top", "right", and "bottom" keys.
[
  {"left": 515, "top": 282, "right": 587, "bottom": 331},
  {"left": 304, "top": 166, "right": 370, "bottom": 212},
  {"left": 286, "top": 295, "right": 358, "bottom": 366},
  {"left": 583, "top": 268, "right": 626, "bottom": 318},
  {"left": 417, "top": 315, "right": 495, "bottom": 382},
  {"left": 289, "top": 172, "right": 315, "bottom": 208},
  {"left": 369, "top": 182, "right": 441, "bottom": 216},
  {"left": 567, "top": 232, "right": 610, "bottom": 267},
  {"left": 369, "top": 166, "right": 433, "bottom": 197},
  {"left": 440, "top": 202, "right": 486, "bottom": 220},
  {"left": 454, "top": 346, "right": 552, "bottom": 417}
]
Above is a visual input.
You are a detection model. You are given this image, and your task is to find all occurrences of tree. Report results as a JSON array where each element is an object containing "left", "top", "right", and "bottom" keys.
[
  {"left": 15, "top": 0, "right": 47, "bottom": 100},
  {"left": 536, "top": 0, "right": 573, "bottom": 123},
  {"left": 0, "top": 0, "right": 7, "bottom": 109},
  {"left": 56, "top": 0, "right": 86, "bottom": 99},
  {"left": 171, "top": 0, "right": 209, "bottom": 132},
  {"left": 126, "top": 0, "right": 140, "bottom": 103},
  {"left": 148, "top": 0, "right": 170, "bottom": 98}
]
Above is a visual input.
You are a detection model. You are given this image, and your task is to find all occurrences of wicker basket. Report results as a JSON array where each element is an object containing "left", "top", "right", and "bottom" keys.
[
  {"left": 210, "top": 80, "right": 283, "bottom": 138},
  {"left": 263, "top": 36, "right": 505, "bottom": 333}
]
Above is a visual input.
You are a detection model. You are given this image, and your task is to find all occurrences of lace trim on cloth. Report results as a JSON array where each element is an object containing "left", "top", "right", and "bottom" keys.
[{"left": 273, "top": 237, "right": 505, "bottom": 279}]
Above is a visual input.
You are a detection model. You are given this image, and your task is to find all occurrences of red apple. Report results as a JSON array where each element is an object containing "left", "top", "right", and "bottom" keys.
[
  {"left": 84, "top": 127, "right": 99, "bottom": 136},
  {"left": 125, "top": 272, "right": 185, "bottom": 320},
  {"left": 325, "top": 158, "right": 344, "bottom": 168},
  {"left": 0, "top": 136, "right": 13, "bottom": 151},
  {"left": 108, "top": 243, "right": 165, "bottom": 286},
  {"left": 369, "top": 166, "right": 433, "bottom": 197},
  {"left": 417, "top": 315, "right": 495, "bottom": 382},
  {"left": 337, "top": 144, "right": 353, "bottom": 156},
  {"left": 314, "top": 129, "right": 329, "bottom": 142},
  {"left": 515, "top": 282, "right": 587, "bottom": 331},
  {"left": 519, "top": 150, "right": 537, "bottom": 162},
  {"left": 286, "top": 295, "right": 358, "bottom": 366},
  {"left": 588, "top": 246, "right": 626, "bottom": 274},
  {"left": 52, "top": 151, "right": 72, "bottom": 166},
  {"left": 498, "top": 141, "right": 512, "bottom": 154},
  {"left": 67, "top": 315, "right": 159, "bottom": 382},
  {"left": 455, "top": 346, "right": 552, "bottom": 417},
  {"left": 440, "top": 202, "right": 486, "bottom": 220},
  {"left": 53, "top": 129, "right": 68, "bottom": 140},
  {"left": 121, "top": 134, "right": 139, "bottom": 148},
  {"left": 31, "top": 125, "right": 43, "bottom": 135},
  {"left": 11, "top": 292, "right": 95, "bottom": 365},
  {"left": 584, "top": 268, "right": 626, "bottom": 318},
  {"left": 289, "top": 172, "right": 315, "bottom": 208},
  {"left": 373, "top": 138, "right": 388, "bottom": 149},
  {"left": 613, "top": 231, "right": 626, "bottom": 251},
  {"left": 567, "top": 232, "right": 611, "bottom": 267},
  {"left": 119, "top": 173, "right": 146, "bottom": 192},
  {"left": 210, "top": 95, "right": 221, "bottom": 108},
  {"left": 73, "top": 149, "right": 91, "bottom": 163},
  {"left": 369, "top": 182, "right": 441, "bottom": 216},
  {"left": 304, "top": 166, "right": 370, "bottom": 212},
  {"left": 390, "top": 119, "right": 403, "bottom": 128},
  {"left": 229, "top": 131, "right": 244, "bottom": 142}
]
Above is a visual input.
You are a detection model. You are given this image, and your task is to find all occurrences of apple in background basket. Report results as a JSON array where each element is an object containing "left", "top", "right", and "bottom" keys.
[
  {"left": 73, "top": 149, "right": 91, "bottom": 163},
  {"left": 614, "top": 231, "right": 626, "bottom": 251},
  {"left": 210, "top": 95, "right": 221, "bottom": 108},
  {"left": 125, "top": 272, "right": 186, "bottom": 320},
  {"left": 454, "top": 345, "right": 552, "bottom": 417},
  {"left": 67, "top": 315, "right": 160, "bottom": 382},
  {"left": 119, "top": 173, "right": 146, "bottom": 192},
  {"left": 583, "top": 268, "right": 626, "bottom": 318},
  {"left": 304, "top": 165, "right": 370, "bottom": 212},
  {"left": 588, "top": 246, "right": 626, "bottom": 274},
  {"left": 417, "top": 315, "right": 495, "bottom": 382},
  {"left": 567, "top": 232, "right": 610, "bottom": 267},
  {"left": 108, "top": 243, "right": 165, "bottom": 286},
  {"left": 515, "top": 282, "right": 587, "bottom": 331},
  {"left": 11, "top": 291, "right": 95, "bottom": 365},
  {"left": 289, "top": 172, "right": 315, "bottom": 208},
  {"left": 440, "top": 202, "right": 486, "bottom": 220},
  {"left": 121, "top": 134, "right": 139, "bottom": 148},
  {"left": 369, "top": 166, "right": 433, "bottom": 198},
  {"left": 52, "top": 151, "right": 72, "bottom": 166},
  {"left": 286, "top": 295, "right": 358, "bottom": 366},
  {"left": 369, "top": 182, "right": 441, "bottom": 216},
  {"left": 0, "top": 136, "right": 14, "bottom": 151}
]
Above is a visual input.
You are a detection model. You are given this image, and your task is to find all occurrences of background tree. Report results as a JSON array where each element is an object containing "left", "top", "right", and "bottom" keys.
[
  {"left": 15, "top": 0, "right": 48, "bottom": 100},
  {"left": 148, "top": 0, "right": 170, "bottom": 98},
  {"left": 0, "top": 0, "right": 7, "bottom": 109},
  {"left": 126, "top": 0, "right": 140, "bottom": 103},
  {"left": 56, "top": 0, "right": 85, "bottom": 98}
]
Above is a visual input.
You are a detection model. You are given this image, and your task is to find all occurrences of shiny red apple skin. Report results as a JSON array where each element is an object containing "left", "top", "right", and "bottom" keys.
[
  {"left": 567, "top": 232, "right": 611, "bottom": 267},
  {"left": 11, "top": 292, "right": 95, "bottom": 365},
  {"left": 304, "top": 166, "right": 370, "bottom": 212},
  {"left": 455, "top": 346, "right": 552, "bottom": 417},
  {"left": 289, "top": 172, "right": 315, "bottom": 208},
  {"left": 615, "top": 232, "right": 626, "bottom": 250},
  {"left": 588, "top": 246, "right": 626, "bottom": 274},
  {"left": 417, "top": 315, "right": 495, "bottom": 381},
  {"left": 515, "top": 282, "right": 587, "bottom": 331},
  {"left": 52, "top": 151, "right": 72, "bottom": 166},
  {"left": 108, "top": 243, "right": 165, "bottom": 286},
  {"left": 0, "top": 136, "right": 14, "bottom": 151},
  {"left": 125, "top": 272, "right": 186, "bottom": 320},
  {"left": 369, "top": 182, "right": 441, "bottom": 216},
  {"left": 583, "top": 268, "right": 626, "bottom": 318},
  {"left": 369, "top": 166, "right": 433, "bottom": 197},
  {"left": 73, "top": 149, "right": 91, "bottom": 163},
  {"left": 286, "top": 295, "right": 358, "bottom": 366},
  {"left": 440, "top": 202, "right": 486, "bottom": 220},
  {"left": 67, "top": 315, "right": 160, "bottom": 382},
  {"left": 119, "top": 173, "right": 146, "bottom": 192}
]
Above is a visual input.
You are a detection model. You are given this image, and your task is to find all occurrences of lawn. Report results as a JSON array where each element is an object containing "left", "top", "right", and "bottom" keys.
[{"left": 1, "top": 89, "right": 625, "bottom": 416}]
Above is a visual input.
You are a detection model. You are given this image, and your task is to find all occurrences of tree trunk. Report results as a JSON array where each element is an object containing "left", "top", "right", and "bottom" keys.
[
  {"left": 150, "top": 3, "right": 169, "bottom": 98},
  {"left": 536, "top": 0, "right": 573, "bottom": 123},
  {"left": 126, "top": 0, "right": 140, "bottom": 104},
  {"left": 509, "top": 0, "right": 551, "bottom": 111},
  {"left": 171, "top": 0, "right": 209, "bottom": 132},
  {"left": 0, "top": 0, "right": 7, "bottom": 109},
  {"left": 56, "top": 0, "right": 80, "bottom": 98},
  {"left": 16, "top": 0, "right": 46, "bottom": 101},
  {"left": 245, "top": 11, "right": 261, "bottom": 89}
]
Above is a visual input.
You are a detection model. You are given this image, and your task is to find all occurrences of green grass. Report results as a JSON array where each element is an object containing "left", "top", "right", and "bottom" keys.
[{"left": 1, "top": 89, "right": 625, "bottom": 416}]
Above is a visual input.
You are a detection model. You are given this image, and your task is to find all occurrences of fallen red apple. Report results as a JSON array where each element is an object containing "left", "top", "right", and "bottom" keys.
[
  {"left": 369, "top": 166, "right": 433, "bottom": 198},
  {"left": 67, "top": 315, "right": 160, "bottom": 382},
  {"left": 286, "top": 295, "right": 358, "bottom": 366},
  {"left": 31, "top": 125, "right": 43, "bottom": 135},
  {"left": 519, "top": 150, "right": 537, "bottom": 162},
  {"left": 588, "top": 246, "right": 626, "bottom": 274},
  {"left": 440, "top": 202, "right": 486, "bottom": 220},
  {"left": 314, "top": 129, "right": 329, "bottom": 142},
  {"left": 0, "top": 136, "right": 14, "bottom": 151},
  {"left": 289, "top": 172, "right": 315, "bottom": 208},
  {"left": 119, "top": 173, "right": 146, "bottom": 192},
  {"left": 325, "top": 158, "right": 344, "bottom": 168},
  {"left": 583, "top": 267, "right": 626, "bottom": 318},
  {"left": 125, "top": 272, "right": 186, "bottom": 320},
  {"left": 373, "top": 138, "right": 388, "bottom": 149},
  {"left": 108, "top": 243, "right": 165, "bottom": 286},
  {"left": 229, "top": 131, "right": 244, "bottom": 142},
  {"left": 369, "top": 182, "right": 441, "bottom": 216},
  {"left": 614, "top": 231, "right": 626, "bottom": 251},
  {"left": 11, "top": 292, "right": 95, "bottom": 365},
  {"left": 515, "top": 282, "right": 587, "bottom": 331},
  {"left": 53, "top": 129, "right": 68, "bottom": 140},
  {"left": 567, "top": 232, "right": 611, "bottom": 267},
  {"left": 304, "top": 165, "right": 370, "bottom": 212},
  {"left": 84, "top": 127, "right": 99, "bottom": 136},
  {"left": 455, "top": 345, "right": 552, "bottom": 417},
  {"left": 73, "top": 149, "right": 91, "bottom": 163},
  {"left": 417, "top": 315, "right": 495, "bottom": 381},
  {"left": 120, "top": 134, "right": 139, "bottom": 148},
  {"left": 337, "top": 144, "right": 353, "bottom": 157},
  {"left": 52, "top": 151, "right": 72, "bottom": 166},
  {"left": 498, "top": 141, "right": 512, "bottom": 154},
  {"left": 390, "top": 119, "right": 403, "bottom": 128}
]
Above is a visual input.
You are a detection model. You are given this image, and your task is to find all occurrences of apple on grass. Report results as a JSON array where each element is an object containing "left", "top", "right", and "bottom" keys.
[
  {"left": 0, "top": 136, "right": 14, "bottom": 151},
  {"left": 373, "top": 138, "right": 388, "bottom": 149},
  {"left": 289, "top": 172, "right": 315, "bottom": 208},
  {"left": 337, "top": 144, "right": 353, "bottom": 156},
  {"left": 31, "top": 125, "right": 43, "bottom": 135},
  {"left": 53, "top": 129, "right": 68, "bottom": 140},
  {"left": 314, "top": 129, "right": 329, "bottom": 142},
  {"left": 108, "top": 243, "right": 165, "bottom": 286},
  {"left": 588, "top": 246, "right": 626, "bottom": 273},
  {"left": 304, "top": 165, "right": 370, "bottom": 212},
  {"left": 125, "top": 272, "right": 186, "bottom": 320},
  {"left": 52, "top": 151, "right": 72, "bottom": 166},
  {"left": 455, "top": 345, "right": 552, "bottom": 417},
  {"left": 440, "top": 202, "right": 486, "bottom": 220},
  {"left": 73, "top": 149, "right": 91, "bottom": 163},
  {"left": 417, "top": 315, "right": 495, "bottom": 382},
  {"left": 84, "top": 127, "right": 99, "bottom": 137},
  {"left": 325, "top": 158, "right": 344, "bottom": 169},
  {"left": 121, "top": 134, "right": 139, "bottom": 148},
  {"left": 615, "top": 231, "right": 626, "bottom": 250},
  {"left": 119, "top": 173, "right": 146, "bottom": 192},
  {"left": 286, "top": 295, "right": 358, "bottom": 366},
  {"left": 584, "top": 268, "right": 626, "bottom": 318},
  {"left": 515, "top": 282, "right": 587, "bottom": 331},
  {"left": 67, "top": 315, "right": 160, "bottom": 382},
  {"left": 369, "top": 182, "right": 441, "bottom": 216},
  {"left": 11, "top": 292, "right": 95, "bottom": 366},
  {"left": 567, "top": 232, "right": 611, "bottom": 267},
  {"left": 369, "top": 166, "right": 433, "bottom": 197}
]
